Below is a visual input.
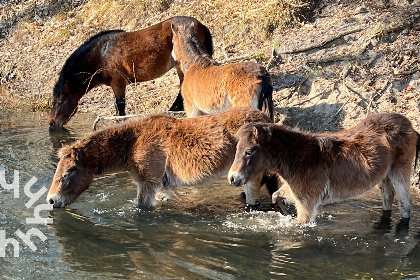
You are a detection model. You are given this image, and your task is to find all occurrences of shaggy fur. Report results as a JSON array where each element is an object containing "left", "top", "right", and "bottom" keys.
[
  {"left": 49, "top": 16, "right": 213, "bottom": 128},
  {"left": 47, "top": 107, "right": 273, "bottom": 208},
  {"left": 229, "top": 113, "right": 420, "bottom": 223},
  {"left": 171, "top": 22, "right": 274, "bottom": 121}
]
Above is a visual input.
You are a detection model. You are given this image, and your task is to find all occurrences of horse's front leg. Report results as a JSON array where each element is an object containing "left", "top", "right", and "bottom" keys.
[
  {"left": 242, "top": 174, "right": 264, "bottom": 206},
  {"left": 111, "top": 82, "right": 127, "bottom": 116},
  {"left": 136, "top": 180, "right": 162, "bottom": 208}
]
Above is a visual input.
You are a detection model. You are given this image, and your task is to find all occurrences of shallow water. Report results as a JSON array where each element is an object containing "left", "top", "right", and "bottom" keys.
[{"left": 1, "top": 111, "right": 420, "bottom": 279}]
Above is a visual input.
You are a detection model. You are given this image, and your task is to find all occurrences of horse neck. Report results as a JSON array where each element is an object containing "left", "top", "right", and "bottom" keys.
[
  {"left": 75, "top": 127, "right": 134, "bottom": 174},
  {"left": 269, "top": 127, "right": 319, "bottom": 178},
  {"left": 178, "top": 40, "right": 216, "bottom": 73}
]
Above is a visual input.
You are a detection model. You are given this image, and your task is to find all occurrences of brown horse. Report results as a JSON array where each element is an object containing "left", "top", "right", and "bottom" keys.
[
  {"left": 228, "top": 113, "right": 420, "bottom": 223},
  {"left": 47, "top": 107, "right": 275, "bottom": 208},
  {"left": 171, "top": 22, "right": 274, "bottom": 121},
  {"left": 49, "top": 16, "right": 213, "bottom": 128}
]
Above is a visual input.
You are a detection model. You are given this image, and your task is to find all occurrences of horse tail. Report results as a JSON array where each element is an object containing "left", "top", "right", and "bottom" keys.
[
  {"left": 258, "top": 69, "right": 274, "bottom": 121},
  {"left": 415, "top": 131, "right": 420, "bottom": 170},
  {"left": 202, "top": 25, "right": 214, "bottom": 56}
]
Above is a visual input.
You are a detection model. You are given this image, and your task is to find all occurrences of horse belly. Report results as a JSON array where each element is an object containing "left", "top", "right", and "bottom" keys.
[
  {"left": 328, "top": 164, "right": 390, "bottom": 201},
  {"left": 166, "top": 161, "right": 231, "bottom": 187}
]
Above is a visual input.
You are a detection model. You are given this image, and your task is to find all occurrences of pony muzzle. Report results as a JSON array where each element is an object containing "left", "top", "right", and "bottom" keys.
[
  {"left": 47, "top": 194, "right": 66, "bottom": 208},
  {"left": 228, "top": 171, "right": 245, "bottom": 186}
]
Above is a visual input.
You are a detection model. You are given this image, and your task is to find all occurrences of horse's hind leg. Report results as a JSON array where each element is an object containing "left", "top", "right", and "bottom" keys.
[
  {"left": 169, "top": 66, "right": 185, "bottom": 111},
  {"left": 388, "top": 166, "right": 411, "bottom": 219},
  {"left": 379, "top": 175, "right": 395, "bottom": 211}
]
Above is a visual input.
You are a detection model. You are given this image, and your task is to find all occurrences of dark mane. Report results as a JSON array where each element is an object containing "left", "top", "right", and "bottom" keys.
[
  {"left": 53, "top": 30, "right": 124, "bottom": 98},
  {"left": 184, "top": 30, "right": 217, "bottom": 68}
]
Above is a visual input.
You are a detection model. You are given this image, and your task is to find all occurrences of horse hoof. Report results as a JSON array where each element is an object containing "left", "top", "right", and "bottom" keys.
[{"left": 244, "top": 203, "right": 260, "bottom": 212}]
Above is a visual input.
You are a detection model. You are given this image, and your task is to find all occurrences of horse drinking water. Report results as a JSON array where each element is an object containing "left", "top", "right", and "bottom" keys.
[
  {"left": 49, "top": 16, "right": 213, "bottom": 128},
  {"left": 229, "top": 113, "right": 420, "bottom": 223},
  {"left": 171, "top": 22, "right": 274, "bottom": 121},
  {"left": 47, "top": 107, "right": 275, "bottom": 208}
]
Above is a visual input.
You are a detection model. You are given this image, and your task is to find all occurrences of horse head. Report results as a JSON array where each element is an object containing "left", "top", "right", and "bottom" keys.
[
  {"left": 47, "top": 145, "right": 93, "bottom": 207},
  {"left": 49, "top": 80, "right": 80, "bottom": 128},
  {"left": 171, "top": 21, "right": 214, "bottom": 74},
  {"left": 228, "top": 123, "right": 272, "bottom": 204}
]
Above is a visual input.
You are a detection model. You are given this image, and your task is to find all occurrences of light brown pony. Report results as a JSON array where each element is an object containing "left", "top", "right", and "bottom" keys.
[
  {"left": 47, "top": 107, "right": 274, "bottom": 208},
  {"left": 228, "top": 113, "right": 420, "bottom": 223},
  {"left": 171, "top": 22, "right": 274, "bottom": 121}
]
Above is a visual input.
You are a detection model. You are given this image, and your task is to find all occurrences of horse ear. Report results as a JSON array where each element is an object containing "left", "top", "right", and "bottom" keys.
[
  {"left": 72, "top": 148, "right": 82, "bottom": 161},
  {"left": 253, "top": 125, "right": 271, "bottom": 142},
  {"left": 171, "top": 23, "right": 178, "bottom": 34}
]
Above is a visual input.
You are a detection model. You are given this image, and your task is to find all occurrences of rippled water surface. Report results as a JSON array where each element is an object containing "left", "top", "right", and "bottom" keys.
[{"left": 1, "top": 111, "right": 420, "bottom": 279}]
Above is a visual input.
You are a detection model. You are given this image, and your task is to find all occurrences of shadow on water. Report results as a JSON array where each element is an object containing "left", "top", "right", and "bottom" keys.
[{"left": 48, "top": 127, "right": 78, "bottom": 150}]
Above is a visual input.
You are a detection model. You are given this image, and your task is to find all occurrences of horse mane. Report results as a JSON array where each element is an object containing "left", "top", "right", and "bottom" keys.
[
  {"left": 183, "top": 29, "right": 217, "bottom": 68},
  {"left": 53, "top": 30, "right": 124, "bottom": 98}
]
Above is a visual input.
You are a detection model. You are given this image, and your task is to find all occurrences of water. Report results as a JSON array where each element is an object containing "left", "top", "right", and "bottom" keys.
[{"left": 1, "top": 111, "right": 420, "bottom": 279}]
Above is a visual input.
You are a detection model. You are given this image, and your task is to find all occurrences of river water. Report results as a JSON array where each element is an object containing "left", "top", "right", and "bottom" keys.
[{"left": 0, "top": 111, "right": 420, "bottom": 279}]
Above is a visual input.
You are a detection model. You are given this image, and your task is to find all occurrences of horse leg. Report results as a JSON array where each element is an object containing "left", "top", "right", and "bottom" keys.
[
  {"left": 111, "top": 82, "right": 127, "bottom": 116},
  {"left": 261, "top": 174, "right": 279, "bottom": 196},
  {"left": 169, "top": 66, "right": 185, "bottom": 111},
  {"left": 136, "top": 180, "right": 162, "bottom": 208},
  {"left": 388, "top": 165, "right": 411, "bottom": 219},
  {"left": 379, "top": 175, "right": 395, "bottom": 211},
  {"left": 243, "top": 175, "right": 264, "bottom": 206},
  {"left": 289, "top": 182, "right": 324, "bottom": 223}
]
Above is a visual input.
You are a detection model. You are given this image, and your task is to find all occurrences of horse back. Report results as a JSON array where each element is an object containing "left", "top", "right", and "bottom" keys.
[
  {"left": 165, "top": 107, "right": 272, "bottom": 186},
  {"left": 324, "top": 113, "right": 417, "bottom": 197},
  {"left": 183, "top": 62, "right": 269, "bottom": 111},
  {"left": 103, "top": 16, "right": 213, "bottom": 83}
]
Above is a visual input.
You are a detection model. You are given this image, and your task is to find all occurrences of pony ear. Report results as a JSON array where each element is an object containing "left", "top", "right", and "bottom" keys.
[
  {"left": 171, "top": 23, "right": 178, "bottom": 34},
  {"left": 72, "top": 148, "right": 82, "bottom": 161},
  {"left": 253, "top": 125, "right": 271, "bottom": 142}
]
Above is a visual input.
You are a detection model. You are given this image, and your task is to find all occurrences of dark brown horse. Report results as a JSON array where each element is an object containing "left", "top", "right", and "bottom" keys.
[
  {"left": 229, "top": 113, "right": 420, "bottom": 223},
  {"left": 47, "top": 107, "right": 275, "bottom": 208},
  {"left": 49, "top": 16, "right": 213, "bottom": 128},
  {"left": 171, "top": 22, "right": 274, "bottom": 121}
]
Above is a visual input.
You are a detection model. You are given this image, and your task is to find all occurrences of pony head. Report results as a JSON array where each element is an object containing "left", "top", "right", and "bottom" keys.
[
  {"left": 228, "top": 123, "right": 272, "bottom": 204},
  {"left": 47, "top": 145, "right": 93, "bottom": 207},
  {"left": 49, "top": 79, "right": 79, "bottom": 128},
  {"left": 171, "top": 21, "right": 213, "bottom": 73}
]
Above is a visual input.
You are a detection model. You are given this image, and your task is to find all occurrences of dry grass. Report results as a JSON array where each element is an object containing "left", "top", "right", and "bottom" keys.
[{"left": 0, "top": 0, "right": 314, "bottom": 113}]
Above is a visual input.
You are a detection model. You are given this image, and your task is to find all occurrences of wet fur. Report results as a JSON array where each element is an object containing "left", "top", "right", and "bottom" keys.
[
  {"left": 47, "top": 107, "right": 272, "bottom": 208},
  {"left": 171, "top": 23, "right": 274, "bottom": 121},
  {"left": 229, "top": 113, "right": 419, "bottom": 223}
]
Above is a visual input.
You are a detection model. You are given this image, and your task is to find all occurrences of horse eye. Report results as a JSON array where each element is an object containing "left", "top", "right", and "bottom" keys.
[
  {"left": 244, "top": 149, "right": 253, "bottom": 157},
  {"left": 58, "top": 100, "right": 64, "bottom": 106}
]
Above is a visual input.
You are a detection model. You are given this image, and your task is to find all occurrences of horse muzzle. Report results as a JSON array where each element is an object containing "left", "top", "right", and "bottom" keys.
[
  {"left": 228, "top": 172, "right": 245, "bottom": 186},
  {"left": 47, "top": 194, "right": 66, "bottom": 208}
]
